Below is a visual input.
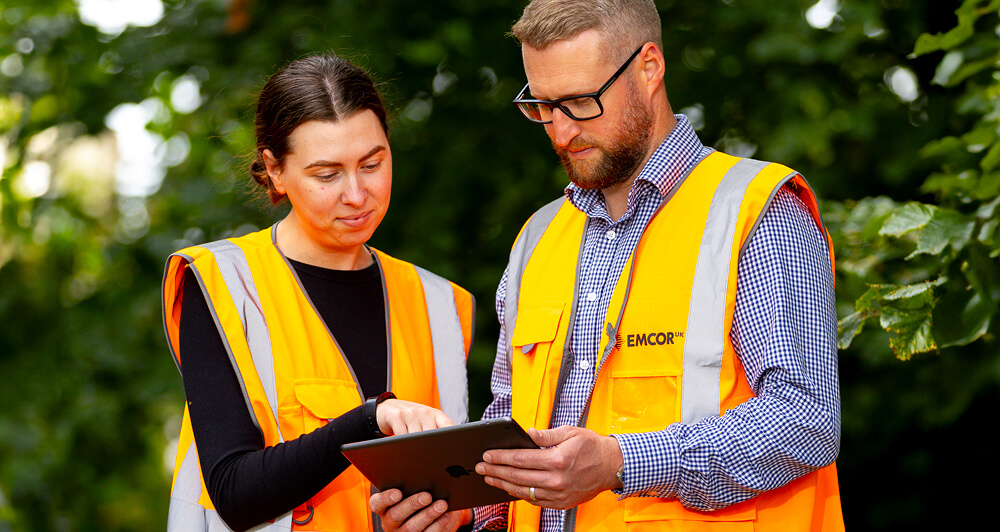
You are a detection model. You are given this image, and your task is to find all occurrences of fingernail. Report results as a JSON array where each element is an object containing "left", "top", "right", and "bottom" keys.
[
  {"left": 390, "top": 490, "right": 401, "bottom": 502},
  {"left": 485, "top": 477, "right": 493, "bottom": 486},
  {"left": 483, "top": 452, "right": 491, "bottom": 461},
  {"left": 475, "top": 464, "right": 485, "bottom": 475},
  {"left": 434, "top": 500, "right": 447, "bottom": 512},
  {"left": 419, "top": 493, "right": 431, "bottom": 505}
]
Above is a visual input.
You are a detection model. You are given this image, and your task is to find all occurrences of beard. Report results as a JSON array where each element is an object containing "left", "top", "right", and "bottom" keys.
[{"left": 554, "top": 82, "right": 654, "bottom": 190}]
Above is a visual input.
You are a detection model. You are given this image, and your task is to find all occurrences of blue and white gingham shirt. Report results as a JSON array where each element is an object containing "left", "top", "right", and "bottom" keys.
[{"left": 475, "top": 115, "right": 840, "bottom": 532}]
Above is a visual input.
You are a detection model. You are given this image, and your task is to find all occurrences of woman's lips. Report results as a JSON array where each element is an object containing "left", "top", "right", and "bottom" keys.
[{"left": 338, "top": 210, "right": 373, "bottom": 228}]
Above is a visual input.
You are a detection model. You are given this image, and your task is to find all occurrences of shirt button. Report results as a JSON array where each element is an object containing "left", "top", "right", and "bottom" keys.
[
  {"left": 579, "top": 359, "right": 591, "bottom": 370},
  {"left": 586, "top": 291, "right": 598, "bottom": 302},
  {"left": 606, "top": 230, "right": 617, "bottom": 241}
]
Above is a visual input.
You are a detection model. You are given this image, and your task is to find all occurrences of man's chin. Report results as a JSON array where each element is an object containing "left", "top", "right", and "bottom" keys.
[
  {"left": 564, "top": 161, "right": 626, "bottom": 190},
  {"left": 560, "top": 156, "right": 600, "bottom": 189}
]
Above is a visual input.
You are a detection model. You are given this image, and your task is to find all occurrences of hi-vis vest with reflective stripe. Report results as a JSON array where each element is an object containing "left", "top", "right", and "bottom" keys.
[
  {"left": 161, "top": 226, "right": 475, "bottom": 532},
  {"left": 504, "top": 152, "right": 843, "bottom": 531}
]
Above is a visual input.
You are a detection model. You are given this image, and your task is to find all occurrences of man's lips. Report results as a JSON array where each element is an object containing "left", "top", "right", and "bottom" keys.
[{"left": 560, "top": 143, "right": 596, "bottom": 159}]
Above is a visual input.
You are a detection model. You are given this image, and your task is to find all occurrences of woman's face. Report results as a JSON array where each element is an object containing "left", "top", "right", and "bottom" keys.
[{"left": 265, "top": 110, "right": 391, "bottom": 267}]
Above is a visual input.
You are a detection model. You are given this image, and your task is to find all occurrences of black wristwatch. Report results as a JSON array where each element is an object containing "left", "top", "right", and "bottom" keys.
[{"left": 364, "top": 391, "right": 396, "bottom": 437}]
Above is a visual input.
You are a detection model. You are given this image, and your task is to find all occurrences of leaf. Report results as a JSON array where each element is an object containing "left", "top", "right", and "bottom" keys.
[
  {"left": 931, "top": 50, "right": 965, "bottom": 86},
  {"left": 888, "top": 314, "right": 937, "bottom": 359},
  {"left": 975, "top": 196, "right": 1000, "bottom": 219},
  {"left": 911, "top": 0, "right": 1000, "bottom": 57},
  {"left": 884, "top": 281, "right": 937, "bottom": 301},
  {"left": 913, "top": 32, "right": 946, "bottom": 57},
  {"left": 937, "top": 49, "right": 1000, "bottom": 87},
  {"left": 846, "top": 280, "right": 945, "bottom": 358},
  {"left": 919, "top": 136, "right": 965, "bottom": 159},
  {"left": 837, "top": 311, "right": 869, "bottom": 349},
  {"left": 909, "top": 208, "right": 975, "bottom": 258},
  {"left": 880, "top": 202, "right": 934, "bottom": 237},
  {"left": 981, "top": 142, "right": 1000, "bottom": 172},
  {"left": 879, "top": 287, "right": 938, "bottom": 359}
]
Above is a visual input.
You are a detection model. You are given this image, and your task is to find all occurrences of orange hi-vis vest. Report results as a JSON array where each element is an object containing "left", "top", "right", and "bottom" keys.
[
  {"left": 162, "top": 226, "right": 475, "bottom": 532},
  {"left": 503, "top": 152, "right": 843, "bottom": 531}
]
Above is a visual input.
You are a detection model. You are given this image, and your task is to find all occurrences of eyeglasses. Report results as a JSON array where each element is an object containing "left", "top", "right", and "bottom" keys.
[{"left": 513, "top": 45, "right": 644, "bottom": 124}]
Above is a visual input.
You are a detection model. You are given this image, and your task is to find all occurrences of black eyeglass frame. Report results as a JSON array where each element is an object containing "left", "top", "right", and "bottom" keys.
[{"left": 513, "top": 45, "right": 646, "bottom": 124}]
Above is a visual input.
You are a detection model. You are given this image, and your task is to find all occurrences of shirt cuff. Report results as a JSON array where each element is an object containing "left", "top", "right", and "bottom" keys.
[
  {"left": 611, "top": 431, "right": 681, "bottom": 498},
  {"left": 471, "top": 502, "right": 508, "bottom": 531}
]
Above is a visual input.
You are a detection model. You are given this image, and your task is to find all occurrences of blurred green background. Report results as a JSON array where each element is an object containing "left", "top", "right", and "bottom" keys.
[{"left": 2, "top": 0, "right": 998, "bottom": 530}]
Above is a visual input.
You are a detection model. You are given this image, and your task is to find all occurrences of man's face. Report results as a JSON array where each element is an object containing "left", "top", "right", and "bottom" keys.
[{"left": 522, "top": 30, "right": 653, "bottom": 190}]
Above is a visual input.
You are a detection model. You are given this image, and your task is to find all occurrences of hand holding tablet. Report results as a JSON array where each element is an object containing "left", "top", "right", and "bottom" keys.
[{"left": 342, "top": 417, "right": 538, "bottom": 511}]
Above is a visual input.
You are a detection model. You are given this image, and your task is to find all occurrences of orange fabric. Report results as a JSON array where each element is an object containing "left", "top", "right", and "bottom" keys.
[
  {"left": 164, "top": 228, "right": 474, "bottom": 531},
  {"left": 507, "top": 152, "right": 843, "bottom": 531}
]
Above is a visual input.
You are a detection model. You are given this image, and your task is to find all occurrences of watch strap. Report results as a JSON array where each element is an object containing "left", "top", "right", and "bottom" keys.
[{"left": 364, "top": 391, "right": 396, "bottom": 437}]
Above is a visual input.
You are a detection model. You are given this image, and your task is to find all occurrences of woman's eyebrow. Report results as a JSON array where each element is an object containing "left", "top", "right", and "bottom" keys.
[{"left": 303, "top": 145, "right": 386, "bottom": 169}]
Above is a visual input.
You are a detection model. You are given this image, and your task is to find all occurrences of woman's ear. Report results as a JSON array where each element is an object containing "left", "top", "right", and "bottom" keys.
[{"left": 262, "top": 149, "right": 285, "bottom": 194}]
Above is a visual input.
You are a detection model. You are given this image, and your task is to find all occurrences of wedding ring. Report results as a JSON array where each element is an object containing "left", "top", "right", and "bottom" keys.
[{"left": 529, "top": 486, "right": 537, "bottom": 501}]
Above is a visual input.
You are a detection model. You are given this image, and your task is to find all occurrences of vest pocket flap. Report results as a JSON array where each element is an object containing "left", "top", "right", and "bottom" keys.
[
  {"left": 293, "top": 378, "right": 362, "bottom": 420},
  {"left": 625, "top": 497, "right": 756, "bottom": 522},
  {"left": 510, "top": 304, "right": 565, "bottom": 349}
]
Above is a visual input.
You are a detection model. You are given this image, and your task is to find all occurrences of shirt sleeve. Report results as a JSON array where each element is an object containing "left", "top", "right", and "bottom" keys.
[
  {"left": 179, "top": 268, "right": 378, "bottom": 531},
  {"left": 472, "top": 268, "right": 514, "bottom": 531},
  {"left": 612, "top": 187, "right": 841, "bottom": 510}
]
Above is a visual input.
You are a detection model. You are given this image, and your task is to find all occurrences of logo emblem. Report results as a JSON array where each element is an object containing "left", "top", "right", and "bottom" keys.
[{"left": 625, "top": 331, "right": 684, "bottom": 347}]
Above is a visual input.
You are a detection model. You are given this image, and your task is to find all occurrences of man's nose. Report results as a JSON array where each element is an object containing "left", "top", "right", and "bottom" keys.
[{"left": 548, "top": 107, "right": 581, "bottom": 148}]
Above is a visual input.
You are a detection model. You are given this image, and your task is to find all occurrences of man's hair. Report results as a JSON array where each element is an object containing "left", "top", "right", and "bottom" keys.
[{"left": 511, "top": 0, "right": 662, "bottom": 62}]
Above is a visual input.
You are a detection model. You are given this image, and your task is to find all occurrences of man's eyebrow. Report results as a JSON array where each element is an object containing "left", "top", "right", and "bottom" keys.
[{"left": 303, "top": 145, "right": 386, "bottom": 169}]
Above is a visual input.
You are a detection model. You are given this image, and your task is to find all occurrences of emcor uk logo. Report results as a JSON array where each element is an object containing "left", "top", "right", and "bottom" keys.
[{"left": 615, "top": 331, "right": 685, "bottom": 351}]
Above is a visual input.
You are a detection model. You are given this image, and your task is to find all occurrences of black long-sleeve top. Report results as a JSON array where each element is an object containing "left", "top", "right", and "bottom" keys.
[{"left": 179, "top": 258, "right": 387, "bottom": 531}]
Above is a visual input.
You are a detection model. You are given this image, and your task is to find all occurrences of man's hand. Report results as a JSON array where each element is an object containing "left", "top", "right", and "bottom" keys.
[
  {"left": 376, "top": 399, "right": 454, "bottom": 436},
  {"left": 475, "top": 425, "right": 624, "bottom": 510},
  {"left": 369, "top": 489, "right": 471, "bottom": 532}
]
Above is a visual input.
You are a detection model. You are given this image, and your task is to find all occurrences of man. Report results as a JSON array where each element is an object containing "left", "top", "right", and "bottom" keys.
[{"left": 372, "top": 1, "right": 843, "bottom": 530}]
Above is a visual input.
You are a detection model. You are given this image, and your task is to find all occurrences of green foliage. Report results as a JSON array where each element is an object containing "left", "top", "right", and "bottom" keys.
[
  {"left": 2, "top": 0, "right": 998, "bottom": 530},
  {"left": 836, "top": 0, "right": 1000, "bottom": 360}
]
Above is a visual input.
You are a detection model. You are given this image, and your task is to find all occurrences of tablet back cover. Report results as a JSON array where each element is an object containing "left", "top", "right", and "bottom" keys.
[{"left": 341, "top": 417, "right": 537, "bottom": 510}]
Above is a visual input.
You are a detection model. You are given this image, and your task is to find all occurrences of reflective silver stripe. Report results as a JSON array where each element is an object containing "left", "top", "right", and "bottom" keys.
[
  {"left": 680, "top": 158, "right": 769, "bottom": 424},
  {"left": 167, "top": 496, "right": 208, "bottom": 531},
  {"left": 167, "top": 440, "right": 208, "bottom": 531},
  {"left": 414, "top": 265, "right": 470, "bottom": 424},
  {"left": 504, "top": 197, "right": 566, "bottom": 360},
  {"left": 172, "top": 440, "right": 202, "bottom": 502},
  {"left": 202, "top": 240, "right": 284, "bottom": 443}
]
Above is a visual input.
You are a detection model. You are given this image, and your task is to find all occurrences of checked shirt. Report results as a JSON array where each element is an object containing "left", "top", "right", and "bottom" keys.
[{"left": 475, "top": 115, "right": 840, "bottom": 532}]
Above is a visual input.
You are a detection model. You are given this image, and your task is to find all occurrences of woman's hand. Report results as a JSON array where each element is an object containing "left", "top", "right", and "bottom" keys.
[
  {"left": 376, "top": 399, "right": 454, "bottom": 436},
  {"left": 370, "top": 489, "right": 471, "bottom": 532}
]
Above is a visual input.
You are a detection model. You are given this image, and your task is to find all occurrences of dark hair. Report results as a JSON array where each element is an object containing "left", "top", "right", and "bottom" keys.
[{"left": 250, "top": 54, "right": 388, "bottom": 204}]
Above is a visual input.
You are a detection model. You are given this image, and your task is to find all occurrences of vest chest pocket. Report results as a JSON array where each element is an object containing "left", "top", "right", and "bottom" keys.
[
  {"left": 609, "top": 370, "right": 679, "bottom": 433},
  {"left": 278, "top": 378, "right": 362, "bottom": 438},
  {"left": 510, "top": 304, "right": 565, "bottom": 358}
]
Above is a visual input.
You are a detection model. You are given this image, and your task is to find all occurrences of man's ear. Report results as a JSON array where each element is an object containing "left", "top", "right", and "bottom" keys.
[
  {"left": 637, "top": 43, "right": 666, "bottom": 96},
  {"left": 262, "top": 149, "right": 285, "bottom": 194}
]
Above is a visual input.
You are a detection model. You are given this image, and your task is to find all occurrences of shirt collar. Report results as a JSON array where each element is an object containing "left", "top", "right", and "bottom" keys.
[{"left": 564, "top": 114, "right": 710, "bottom": 219}]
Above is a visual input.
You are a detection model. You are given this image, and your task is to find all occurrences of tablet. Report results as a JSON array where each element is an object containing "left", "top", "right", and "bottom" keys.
[{"left": 341, "top": 417, "right": 538, "bottom": 511}]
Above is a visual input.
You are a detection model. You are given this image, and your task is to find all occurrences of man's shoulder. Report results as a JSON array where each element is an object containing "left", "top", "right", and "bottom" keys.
[{"left": 517, "top": 195, "right": 569, "bottom": 233}]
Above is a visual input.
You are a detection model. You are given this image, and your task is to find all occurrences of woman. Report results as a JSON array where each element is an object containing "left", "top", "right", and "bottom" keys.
[{"left": 161, "top": 54, "right": 475, "bottom": 532}]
